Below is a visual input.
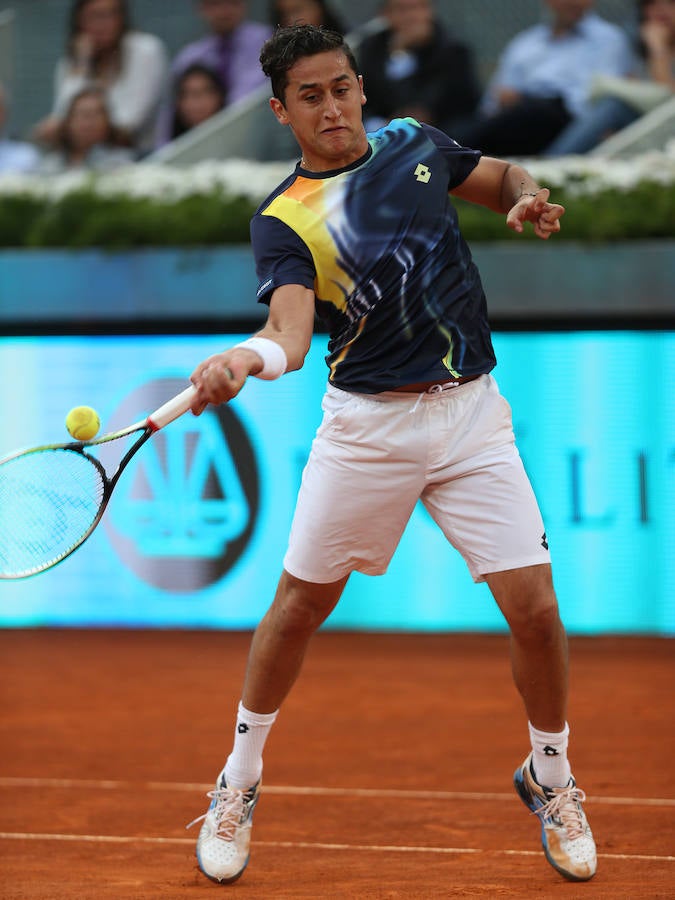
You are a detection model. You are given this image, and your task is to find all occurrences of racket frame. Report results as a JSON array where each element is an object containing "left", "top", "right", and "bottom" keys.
[{"left": 0, "top": 385, "right": 197, "bottom": 579}]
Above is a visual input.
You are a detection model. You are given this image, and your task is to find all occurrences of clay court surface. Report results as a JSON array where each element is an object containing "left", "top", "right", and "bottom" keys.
[{"left": 1, "top": 629, "right": 673, "bottom": 899}]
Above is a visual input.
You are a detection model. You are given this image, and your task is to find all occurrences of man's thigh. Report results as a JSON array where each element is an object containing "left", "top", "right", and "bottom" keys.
[
  {"left": 283, "top": 389, "right": 427, "bottom": 583},
  {"left": 422, "top": 435, "right": 550, "bottom": 582}
]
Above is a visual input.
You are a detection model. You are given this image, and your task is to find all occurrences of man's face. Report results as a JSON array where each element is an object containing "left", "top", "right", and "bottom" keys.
[
  {"left": 546, "top": 0, "right": 594, "bottom": 29},
  {"left": 199, "top": 0, "right": 247, "bottom": 35},
  {"left": 270, "top": 50, "right": 368, "bottom": 171}
]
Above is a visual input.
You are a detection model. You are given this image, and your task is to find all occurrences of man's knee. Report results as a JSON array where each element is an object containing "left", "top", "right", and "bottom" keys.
[
  {"left": 269, "top": 570, "right": 346, "bottom": 637},
  {"left": 487, "top": 565, "right": 562, "bottom": 640},
  {"left": 509, "top": 596, "right": 562, "bottom": 643}
]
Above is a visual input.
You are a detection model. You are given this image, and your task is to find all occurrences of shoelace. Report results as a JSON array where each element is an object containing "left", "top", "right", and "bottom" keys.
[
  {"left": 186, "top": 787, "right": 247, "bottom": 840},
  {"left": 536, "top": 784, "right": 588, "bottom": 840}
]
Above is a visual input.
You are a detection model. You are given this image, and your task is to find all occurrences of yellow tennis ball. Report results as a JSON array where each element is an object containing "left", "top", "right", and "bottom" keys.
[{"left": 65, "top": 406, "right": 101, "bottom": 441}]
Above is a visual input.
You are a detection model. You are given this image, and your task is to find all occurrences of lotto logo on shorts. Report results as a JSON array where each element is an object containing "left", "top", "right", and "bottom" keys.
[{"left": 100, "top": 377, "right": 259, "bottom": 592}]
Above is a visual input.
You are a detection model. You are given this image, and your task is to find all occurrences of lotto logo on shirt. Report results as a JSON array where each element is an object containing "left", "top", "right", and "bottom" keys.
[
  {"left": 414, "top": 163, "right": 431, "bottom": 183},
  {"left": 100, "top": 377, "right": 259, "bottom": 592}
]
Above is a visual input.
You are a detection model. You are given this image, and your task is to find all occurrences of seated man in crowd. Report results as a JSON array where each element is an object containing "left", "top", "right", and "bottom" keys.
[
  {"left": 544, "top": 0, "right": 674, "bottom": 155},
  {"left": 456, "top": 0, "right": 635, "bottom": 157},
  {"left": 357, "top": 0, "right": 481, "bottom": 135},
  {"left": 155, "top": 0, "right": 272, "bottom": 146}
]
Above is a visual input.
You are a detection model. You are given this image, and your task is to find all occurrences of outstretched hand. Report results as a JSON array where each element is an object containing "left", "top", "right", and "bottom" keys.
[
  {"left": 190, "top": 348, "right": 262, "bottom": 415},
  {"left": 506, "top": 188, "right": 565, "bottom": 240}
]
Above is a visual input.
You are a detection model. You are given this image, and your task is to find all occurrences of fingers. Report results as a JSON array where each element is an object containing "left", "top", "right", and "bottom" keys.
[
  {"left": 533, "top": 202, "right": 564, "bottom": 240},
  {"left": 508, "top": 194, "right": 565, "bottom": 240},
  {"left": 534, "top": 215, "right": 562, "bottom": 240},
  {"left": 531, "top": 187, "right": 550, "bottom": 212},
  {"left": 190, "top": 356, "right": 240, "bottom": 413},
  {"left": 506, "top": 205, "right": 527, "bottom": 233},
  {"left": 190, "top": 397, "right": 209, "bottom": 416}
]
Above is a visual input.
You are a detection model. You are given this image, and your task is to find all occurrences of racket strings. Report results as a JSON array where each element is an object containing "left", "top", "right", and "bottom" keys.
[{"left": 0, "top": 449, "right": 106, "bottom": 578}]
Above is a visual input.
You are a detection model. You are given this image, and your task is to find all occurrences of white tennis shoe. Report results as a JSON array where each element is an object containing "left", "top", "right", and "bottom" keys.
[
  {"left": 188, "top": 773, "right": 261, "bottom": 884},
  {"left": 514, "top": 753, "right": 596, "bottom": 881}
]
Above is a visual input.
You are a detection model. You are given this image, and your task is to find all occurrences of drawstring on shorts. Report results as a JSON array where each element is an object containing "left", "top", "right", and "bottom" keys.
[{"left": 409, "top": 380, "right": 462, "bottom": 413}]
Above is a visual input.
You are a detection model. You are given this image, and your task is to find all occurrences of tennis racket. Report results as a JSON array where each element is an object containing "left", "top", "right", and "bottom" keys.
[{"left": 0, "top": 385, "right": 198, "bottom": 579}]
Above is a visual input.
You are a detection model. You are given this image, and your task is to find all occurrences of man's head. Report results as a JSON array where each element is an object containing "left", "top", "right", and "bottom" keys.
[
  {"left": 545, "top": 0, "right": 594, "bottom": 30},
  {"left": 198, "top": 0, "right": 247, "bottom": 36},
  {"left": 260, "top": 23, "right": 358, "bottom": 102},
  {"left": 261, "top": 25, "right": 367, "bottom": 171}
]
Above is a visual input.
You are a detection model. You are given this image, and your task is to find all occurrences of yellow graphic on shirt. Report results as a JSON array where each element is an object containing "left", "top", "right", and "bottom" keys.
[
  {"left": 328, "top": 316, "right": 368, "bottom": 381},
  {"left": 262, "top": 175, "right": 354, "bottom": 314},
  {"left": 438, "top": 325, "right": 462, "bottom": 378}
]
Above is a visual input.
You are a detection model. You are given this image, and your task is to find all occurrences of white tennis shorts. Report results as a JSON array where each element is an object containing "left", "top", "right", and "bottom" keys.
[{"left": 283, "top": 374, "right": 550, "bottom": 584}]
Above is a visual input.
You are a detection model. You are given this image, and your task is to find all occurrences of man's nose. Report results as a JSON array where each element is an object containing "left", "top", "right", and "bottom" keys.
[{"left": 323, "top": 95, "right": 341, "bottom": 117}]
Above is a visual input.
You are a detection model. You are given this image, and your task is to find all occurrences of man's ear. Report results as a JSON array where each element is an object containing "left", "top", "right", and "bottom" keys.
[
  {"left": 270, "top": 97, "right": 290, "bottom": 125},
  {"left": 358, "top": 75, "right": 366, "bottom": 106}
]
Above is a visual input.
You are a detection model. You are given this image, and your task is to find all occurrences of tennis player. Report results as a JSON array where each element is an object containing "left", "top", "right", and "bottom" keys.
[{"left": 188, "top": 24, "right": 597, "bottom": 885}]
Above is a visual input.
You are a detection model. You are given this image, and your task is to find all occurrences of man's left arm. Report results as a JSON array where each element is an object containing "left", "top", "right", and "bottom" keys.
[{"left": 451, "top": 156, "right": 565, "bottom": 240}]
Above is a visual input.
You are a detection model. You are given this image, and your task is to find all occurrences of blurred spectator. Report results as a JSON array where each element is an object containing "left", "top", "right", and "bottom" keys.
[
  {"left": 544, "top": 0, "right": 674, "bottom": 154},
  {"left": 456, "top": 0, "right": 635, "bottom": 157},
  {"left": 155, "top": 0, "right": 272, "bottom": 146},
  {"left": 165, "top": 63, "right": 227, "bottom": 144},
  {"left": 269, "top": 0, "right": 348, "bottom": 34},
  {"left": 32, "top": 0, "right": 168, "bottom": 157},
  {"left": 639, "top": 0, "right": 675, "bottom": 87},
  {"left": 0, "top": 82, "right": 40, "bottom": 174},
  {"left": 36, "top": 86, "right": 135, "bottom": 174},
  {"left": 356, "top": 0, "right": 480, "bottom": 135}
]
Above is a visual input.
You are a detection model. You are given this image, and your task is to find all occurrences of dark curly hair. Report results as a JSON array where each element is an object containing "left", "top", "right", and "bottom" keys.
[{"left": 260, "top": 24, "right": 359, "bottom": 102}]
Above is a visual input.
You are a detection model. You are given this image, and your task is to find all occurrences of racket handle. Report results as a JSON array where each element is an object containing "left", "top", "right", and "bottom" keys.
[{"left": 147, "top": 385, "right": 198, "bottom": 431}]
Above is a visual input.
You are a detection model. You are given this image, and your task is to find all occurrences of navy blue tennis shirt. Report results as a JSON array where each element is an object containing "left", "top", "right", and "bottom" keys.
[{"left": 250, "top": 117, "right": 497, "bottom": 393}]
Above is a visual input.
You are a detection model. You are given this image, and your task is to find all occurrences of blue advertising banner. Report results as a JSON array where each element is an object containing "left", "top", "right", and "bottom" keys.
[{"left": 0, "top": 332, "right": 673, "bottom": 634}]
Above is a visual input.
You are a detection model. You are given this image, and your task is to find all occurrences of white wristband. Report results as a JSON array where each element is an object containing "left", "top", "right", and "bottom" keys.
[{"left": 234, "top": 337, "right": 287, "bottom": 380}]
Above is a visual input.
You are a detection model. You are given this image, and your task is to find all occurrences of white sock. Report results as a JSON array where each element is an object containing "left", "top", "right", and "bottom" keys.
[
  {"left": 223, "top": 701, "right": 278, "bottom": 790},
  {"left": 528, "top": 721, "right": 572, "bottom": 788}
]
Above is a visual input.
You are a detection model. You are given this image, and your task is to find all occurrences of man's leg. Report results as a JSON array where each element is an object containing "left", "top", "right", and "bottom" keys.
[
  {"left": 241, "top": 569, "right": 349, "bottom": 713},
  {"left": 487, "top": 563, "right": 597, "bottom": 882},
  {"left": 191, "top": 570, "right": 348, "bottom": 885},
  {"left": 485, "top": 563, "right": 567, "bottom": 733}
]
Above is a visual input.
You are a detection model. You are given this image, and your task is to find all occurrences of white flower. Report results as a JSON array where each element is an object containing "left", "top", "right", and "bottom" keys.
[{"left": 1, "top": 151, "right": 673, "bottom": 205}]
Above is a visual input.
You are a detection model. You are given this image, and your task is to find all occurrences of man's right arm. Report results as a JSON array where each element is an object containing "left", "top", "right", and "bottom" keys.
[{"left": 190, "top": 284, "right": 316, "bottom": 413}]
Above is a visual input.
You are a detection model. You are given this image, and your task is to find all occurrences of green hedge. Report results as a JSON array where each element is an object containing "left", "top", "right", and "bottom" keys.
[{"left": 1, "top": 180, "right": 673, "bottom": 248}]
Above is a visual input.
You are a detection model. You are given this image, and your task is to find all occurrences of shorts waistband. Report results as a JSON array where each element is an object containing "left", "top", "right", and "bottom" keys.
[{"left": 393, "top": 373, "right": 483, "bottom": 394}]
